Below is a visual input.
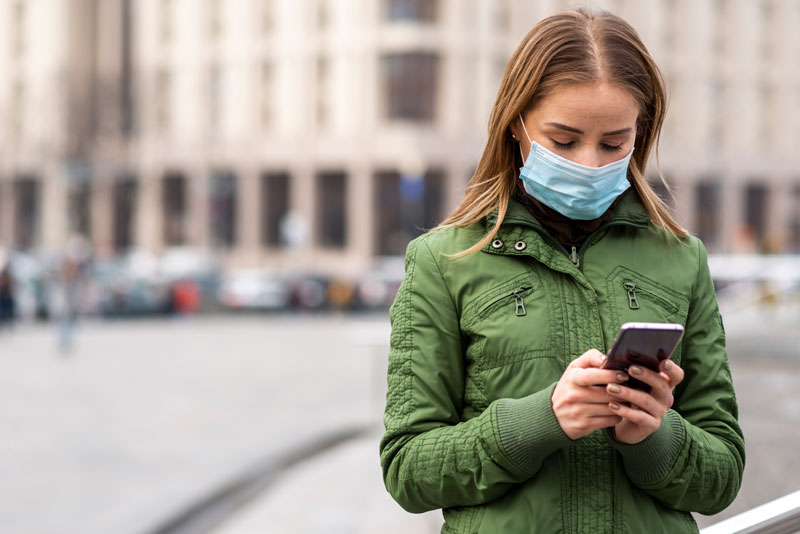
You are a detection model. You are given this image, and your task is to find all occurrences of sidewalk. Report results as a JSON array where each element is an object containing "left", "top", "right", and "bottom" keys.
[{"left": 211, "top": 428, "right": 443, "bottom": 534}]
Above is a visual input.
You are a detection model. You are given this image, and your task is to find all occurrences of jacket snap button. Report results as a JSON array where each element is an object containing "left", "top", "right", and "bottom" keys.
[
  {"left": 491, "top": 239, "right": 503, "bottom": 249},
  {"left": 514, "top": 241, "right": 526, "bottom": 251}
]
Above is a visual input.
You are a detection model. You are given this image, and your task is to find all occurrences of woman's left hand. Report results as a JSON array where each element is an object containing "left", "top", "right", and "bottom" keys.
[{"left": 607, "top": 359, "right": 685, "bottom": 444}]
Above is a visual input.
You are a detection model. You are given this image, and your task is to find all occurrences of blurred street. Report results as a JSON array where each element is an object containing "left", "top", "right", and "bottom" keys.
[{"left": 0, "top": 303, "right": 798, "bottom": 533}]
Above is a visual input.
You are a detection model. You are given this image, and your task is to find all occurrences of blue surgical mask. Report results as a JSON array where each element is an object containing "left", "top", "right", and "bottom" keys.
[{"left": 517, "top": 114, "right": 633, "bottom": 221}]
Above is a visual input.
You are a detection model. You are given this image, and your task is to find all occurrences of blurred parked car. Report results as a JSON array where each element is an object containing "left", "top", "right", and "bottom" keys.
[
  {"left": 6, "top": 250, "right": 51, "bottom": 321},
  {"left": 355, "top": 257, "right": 405, "bottom": 310},
  {"left": 89, "top": 250, "right": 169, "bottom": 317},
  {"left": 159, "top": 247, "right": 221, "bottom": 313},
  {"left": 217, "top": 270, "right": 291, "bottom": 311}
]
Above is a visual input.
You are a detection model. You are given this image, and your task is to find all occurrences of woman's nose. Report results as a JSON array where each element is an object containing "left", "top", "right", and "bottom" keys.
[{"left": 573, "top": 149, "right": 603, "bottom": 168}]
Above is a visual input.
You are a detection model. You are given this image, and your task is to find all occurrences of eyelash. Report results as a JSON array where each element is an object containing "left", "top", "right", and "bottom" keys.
[{"left": 551, "top": 140, "right": 623, "bottom": 153}]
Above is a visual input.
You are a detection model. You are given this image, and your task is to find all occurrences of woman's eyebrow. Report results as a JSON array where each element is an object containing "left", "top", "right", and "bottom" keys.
[
  {"left": 545, "top": 122, "right": 583, "bottom": 134},
  {"left": 544, "top": 122, "right": 633, "bottom": 137}
]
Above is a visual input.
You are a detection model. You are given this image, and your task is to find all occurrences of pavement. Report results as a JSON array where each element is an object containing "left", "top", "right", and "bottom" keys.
[{"left": 0, "top": 304, "right": 798, "bottom": 533}]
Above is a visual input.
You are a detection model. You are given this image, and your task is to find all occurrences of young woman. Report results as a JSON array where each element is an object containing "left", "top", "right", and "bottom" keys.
[{"left": 380, "top": 8, "right": 744, "bottom": 533}]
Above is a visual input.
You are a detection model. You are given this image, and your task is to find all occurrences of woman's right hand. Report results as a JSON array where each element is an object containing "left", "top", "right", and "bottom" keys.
[{"left": 551, "top": 349, "right": 629, "bottom": 440}]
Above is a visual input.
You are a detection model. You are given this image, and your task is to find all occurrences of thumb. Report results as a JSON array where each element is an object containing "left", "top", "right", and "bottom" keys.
[{"left": 569, "top": 349, "right": 606, "bottom": 369}]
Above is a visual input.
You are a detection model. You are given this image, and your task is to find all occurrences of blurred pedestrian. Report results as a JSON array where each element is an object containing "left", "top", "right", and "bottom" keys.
[
  {"left": 55, "top": 256, "right": 82, "bottom": 353},
  {"left": 380, "top": 7, "right": 744, "bottom": 533},
  {"left": 0, "top": 264, "right": 16, "bottom": 328}
]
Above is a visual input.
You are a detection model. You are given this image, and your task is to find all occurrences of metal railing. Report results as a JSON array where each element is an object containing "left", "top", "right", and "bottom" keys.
[{"left": 700, "top": 490, "right": 800, "bottom": 534}]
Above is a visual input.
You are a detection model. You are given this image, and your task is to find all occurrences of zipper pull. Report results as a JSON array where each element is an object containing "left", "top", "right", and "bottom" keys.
[
  {"left": 513, "top": 289, "right": 526, "bottom": 317},
  {"left": 624, "top": 282, "right": 640, "bottom": 310},
  {"left": 569, "top": 246, "right": 580, "bottom": 268}
]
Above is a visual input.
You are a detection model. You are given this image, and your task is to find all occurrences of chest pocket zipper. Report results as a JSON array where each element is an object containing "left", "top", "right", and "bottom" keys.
[
  {"left": 478, "top": 285, "right": 533, "bottom": 318},
  {"left": 623, "top": 279, "right": 681, "bottom": 316},
  {"left": 624, "top": 282, "right": 640, "bottom": 309}
]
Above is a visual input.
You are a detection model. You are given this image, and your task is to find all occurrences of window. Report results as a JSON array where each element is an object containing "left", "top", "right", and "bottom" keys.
[
  {"left": 160, "top": 0, "right": 172, "bottom": 44},
  {"left": 374, "top": 168, "right": 444, "bottom": 256},
  {"left": 662, "top": 0, "right": 678, "bottom": 52},
  {"left": 318, "top": 0, "right": 329, "bottom": 30},
  {"left": 695, "top": 180, "right": 720, "bottom": 247},
  {"left": 712, "top": 0, "right": 727, "bottom": 56},
  {"left": 13, "top": 176, "right": 39, "bottom": 250},
  {"left": 121, "top": 0, "right": 134, "bottom": 136},
  {"left": 789, "top": 184, "right": 800, "bottom": 252},
  {"left": 744, "top": 182, "right": 769, "bottom": 244},
  {"left": 156, "top": 70, "right": 171, "bottom": 133},
  {"left": 261, "top": 0, "right": 274, "bottom": 34},
  {"left": 382, "top": 52, "right": 439, "bottom": 121},
  {"left": 261, "top": 171, "right": 290, "bottom": 247},
  {"left": 386, "top": 0, "right": 438, "bottom": 23},
  {"left": 209, "top": 171, "right": 237, "bottom": 248},
  {"left": 163, "top": 173, "right": 187, "bottom": 246},
  {"left": 316, "top": 56, "right": 329, "bottom": 127},
  {"left": 68, "top": 184, "right": 91, "bottom": 238},
  {"left": 208, "top": 65, "right": 222, "bottom": 134},
  {"left": 209, "top": 0, "right": 222, "bottom": 40},
  {"left": 708, "top": 81, "right": 725, "bottom": 152},
  {"left": 316, "top": 171, "right": 347, "bottom": 248},
  {"left": 260, "top": 62, "right": 274, "bottom": 130},
  {"left": 495, "top": 0, "right": 511, "bottom": 32},
  {"left": 113, "top": 176, "right": 138, "bottom": 252},
  {"left": 12, "top": 0, "right": 25, "bottom": 58},
  {"left": 11, "top": 80, "right": 24, "bottom": 141}
]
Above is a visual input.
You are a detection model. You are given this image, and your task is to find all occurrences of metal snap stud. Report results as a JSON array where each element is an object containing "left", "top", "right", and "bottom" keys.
[
  {"left": 491, "top": 239, "right": 503, "bottom": 249},
  {"left": 514, "top": 241, "right": 526, "bottom": 251}
]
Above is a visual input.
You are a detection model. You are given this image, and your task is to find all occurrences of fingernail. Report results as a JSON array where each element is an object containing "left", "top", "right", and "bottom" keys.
[
  {"left": 629, "top": 366, "right": 643, "bottom": 376},
  {"left": 608, "top": 384, "right": 621, "bottom": 394},
  {"left": 599, "top": 354, "right": 607, "bottom": 363},
  {"left": 609, "top": 402, "right": 620, "bottom": 410},
  {"left": 616, "top": 372, "right": 628, "bottom": 382},
  {"left": 663, "top": 361, "right": 672, "bottom": 371}
]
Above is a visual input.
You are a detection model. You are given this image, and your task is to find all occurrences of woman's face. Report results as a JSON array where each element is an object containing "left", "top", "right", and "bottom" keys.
[{"left": 511, "top": 82, "right": 639, "bottom": 168}]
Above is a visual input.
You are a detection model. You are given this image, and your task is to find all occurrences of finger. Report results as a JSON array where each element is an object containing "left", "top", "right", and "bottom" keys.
[
  {"left": 606, "top": 383, "right": 666, "bottom": 419},
  {"left": 627, "top": 365, "right": 673, "bottom": 406},
  {"left": 568, "top": 349, "right": 607, "bottom": 369},
  {"left": 572, "top": 368, "right": 629, "bottom": 388},
  {"left": 609, "top": 401, "right": 659, "bottom": 429},
  {"left": 660, "top": 359, "right": 685, "bottom": 387}
]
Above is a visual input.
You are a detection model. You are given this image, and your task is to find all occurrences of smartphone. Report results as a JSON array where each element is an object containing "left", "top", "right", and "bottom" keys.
[{"left": 602, "top": 322, "right": 684, "bottom": 391}]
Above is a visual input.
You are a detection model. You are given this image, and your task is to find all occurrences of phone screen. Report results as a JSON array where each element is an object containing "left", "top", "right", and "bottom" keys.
[{"left": 604, "top": 323, "right": 684, "bottom": 391}]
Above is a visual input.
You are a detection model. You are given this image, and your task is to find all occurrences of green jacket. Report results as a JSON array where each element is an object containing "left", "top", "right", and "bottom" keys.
[{"left": 380, "top": 192, "right": 745, "bottom": 533}]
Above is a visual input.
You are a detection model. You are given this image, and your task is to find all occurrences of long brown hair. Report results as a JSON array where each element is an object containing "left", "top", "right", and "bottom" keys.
[{"left": 438, "top": 7, "right": 687, "bottom": 256}]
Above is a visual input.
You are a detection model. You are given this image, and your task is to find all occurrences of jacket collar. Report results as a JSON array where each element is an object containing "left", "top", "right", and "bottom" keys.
[{"left": 486, "top": 188, "right": 650, "bottom": 234}]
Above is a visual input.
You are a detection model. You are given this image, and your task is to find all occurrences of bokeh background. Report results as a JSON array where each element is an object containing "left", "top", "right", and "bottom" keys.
[{"left": 1, "top": 0, "right": 799, "bottom": 533}]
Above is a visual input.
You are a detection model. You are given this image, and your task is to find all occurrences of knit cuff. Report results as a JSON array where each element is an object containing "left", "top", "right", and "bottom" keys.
[
  {"left": 606, "top": 409, "right": 685, "bottom": 485},
  {"left": 495, "top": 383, "right": 574, "bottom": 475}
]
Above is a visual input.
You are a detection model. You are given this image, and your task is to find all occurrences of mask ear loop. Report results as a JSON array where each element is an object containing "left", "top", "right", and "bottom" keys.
[{"left": 517, "top": 113, "right": 533, "bottom": 161}]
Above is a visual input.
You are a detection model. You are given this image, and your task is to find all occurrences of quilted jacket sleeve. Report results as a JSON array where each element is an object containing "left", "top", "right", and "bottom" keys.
[
  {"left": 380, "top": 235, "right": 573, "bottom": 513},
  {"left": 608, "top": 238, "right": 745, "bottom": 515}
]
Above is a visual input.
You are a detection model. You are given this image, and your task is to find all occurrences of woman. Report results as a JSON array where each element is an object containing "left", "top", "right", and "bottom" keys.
[{"left": 379, "top": 7, "right": 744, "bottom": 534}]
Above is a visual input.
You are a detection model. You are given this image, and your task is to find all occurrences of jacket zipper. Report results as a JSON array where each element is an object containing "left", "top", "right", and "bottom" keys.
[
  {"left": 569, "top": 246, "right": 580, "bottom": 268},
  {"left": 624, "top": 281, "right": 640, "bottom": 309},
  {"left": 479, "top": 285, "right": 532, "bottom": 317}
]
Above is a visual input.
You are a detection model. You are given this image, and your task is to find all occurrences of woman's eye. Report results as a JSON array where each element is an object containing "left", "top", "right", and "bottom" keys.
[
  {"left": 601, "top": 143, "right": 623, "bottom": 152},
  {"left": 551, "top": 139, "right": 575, "bottom": 150}
]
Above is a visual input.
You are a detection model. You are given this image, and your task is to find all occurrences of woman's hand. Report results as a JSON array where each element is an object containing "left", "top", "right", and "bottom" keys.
[
  {"left": 607, "top": 359, "right": 685, "bottom": 444},
  {"left": 552, "top": 349, "right": 629, "bottom": 440}
]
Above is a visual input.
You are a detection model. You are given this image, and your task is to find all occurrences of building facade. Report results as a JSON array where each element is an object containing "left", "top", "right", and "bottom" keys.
[{"left": 1, "top": 0, "right": 799, "bottom": 278}]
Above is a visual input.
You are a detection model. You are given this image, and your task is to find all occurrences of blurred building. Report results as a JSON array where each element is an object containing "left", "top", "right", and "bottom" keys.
[{"left": 1, "top": 0, "right": 799, "bottom": 278}]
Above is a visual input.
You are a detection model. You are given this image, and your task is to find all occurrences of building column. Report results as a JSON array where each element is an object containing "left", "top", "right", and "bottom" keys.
[
  {"left": 188, "top": 167, "right": 209, "bottom": 249},
  {"left": 348, "top": 162, "right": 373, "bottom": 271},
  {"left": 0, "top": 179, "right": 13, "bottom": 247},
  {"left": 767, "top": 178, "right": 792, "bottom": 253},
  {"left": 90, "top": 175, "right": 114, "bottom": 258},
  {"left": 42, "top": 163, "right": 69, "bottom": 251},
  {"left": 237, "top": 167, "right": 261, "bottom": 266},
  {"left": 137, "top": 169, "right": 162, "bottom": 254}
]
